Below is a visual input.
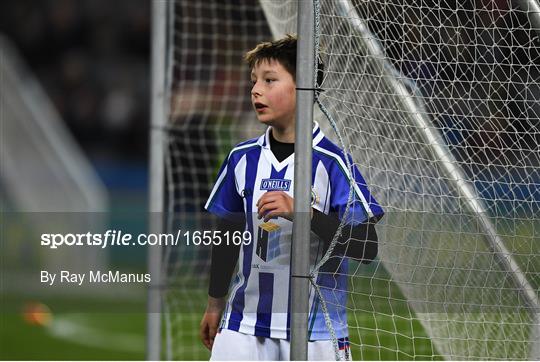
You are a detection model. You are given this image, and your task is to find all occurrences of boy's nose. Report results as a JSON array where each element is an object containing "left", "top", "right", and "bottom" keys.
[{"left": 251, "top": 83, "right": 262, "bottom": 97}]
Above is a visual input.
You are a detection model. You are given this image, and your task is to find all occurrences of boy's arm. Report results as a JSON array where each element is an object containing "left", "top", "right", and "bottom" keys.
[
  {"left": 311, "top": 209, "right": 378, "bottom": 264},
  {"left": 200, "top": 217, "right": 243, "bottom": 350}
]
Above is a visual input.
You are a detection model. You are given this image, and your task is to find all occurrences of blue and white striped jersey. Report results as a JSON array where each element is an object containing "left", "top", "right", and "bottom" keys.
[{"left": 205, "top": 122, "right": 384, "bottom": 340}]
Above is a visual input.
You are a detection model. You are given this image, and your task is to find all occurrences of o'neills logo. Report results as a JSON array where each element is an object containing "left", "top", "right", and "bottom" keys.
[{"left": 260, "top": 178, "right": 291, "bottom": 191}]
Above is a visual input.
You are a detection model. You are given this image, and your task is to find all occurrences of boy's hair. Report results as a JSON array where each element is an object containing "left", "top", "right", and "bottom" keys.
[{"left": 244, "top": 34, "right": 324, "bottom": 90}]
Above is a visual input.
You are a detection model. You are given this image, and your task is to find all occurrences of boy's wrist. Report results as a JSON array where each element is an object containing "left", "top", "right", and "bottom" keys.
[{"left": 206, "top": 296, "right": 226, "bottom": 312}]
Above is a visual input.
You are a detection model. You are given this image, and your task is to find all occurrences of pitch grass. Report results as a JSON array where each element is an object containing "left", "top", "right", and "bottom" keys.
[
  {"left": 1, "top": 291, "right": 436, "bottom": 360},
  {"left": 2, "top": 288, "right": 532, "bottom": 361},
  {"left": 1, "top": 294, "right": 146, "bottom": 360},
  {"left": 167, "top": 311, "right": 439, "bottom": 361},
  {"left": 164, "top": 278, "right": 441, "bottom": 361},
  {"left": 1, "top": 312, "right": 146, "bottom": 360}
]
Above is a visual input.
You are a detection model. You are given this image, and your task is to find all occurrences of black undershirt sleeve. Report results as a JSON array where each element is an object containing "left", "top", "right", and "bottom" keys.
[
  {"left": 311, "top": 209, "right": 378, "bottom": 264},
  {"left": 208, "top": 217, "right": 243, "bottom": 298}
]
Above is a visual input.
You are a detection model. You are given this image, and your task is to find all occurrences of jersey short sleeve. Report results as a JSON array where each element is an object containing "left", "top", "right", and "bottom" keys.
[
  {"left": 329, "top": 156, "right": 385, "bottom": 225},
  {"left": 204, "top": 155, "right": 244, "bottom": 221}
]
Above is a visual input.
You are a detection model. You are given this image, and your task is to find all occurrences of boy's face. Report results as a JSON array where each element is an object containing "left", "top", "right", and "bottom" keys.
[{"left": 250, "top": 59, "right": 296, "bottom": 129}]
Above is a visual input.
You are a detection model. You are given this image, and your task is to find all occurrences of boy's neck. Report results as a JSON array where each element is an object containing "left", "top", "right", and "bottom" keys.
[{"left": 270, "top": 125, "right": 295, "bottom": 143}]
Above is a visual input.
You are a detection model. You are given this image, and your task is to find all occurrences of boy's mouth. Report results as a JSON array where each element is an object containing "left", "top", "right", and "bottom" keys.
[{"left": 254, "top": 102, "right": 268, "bottom": 110}]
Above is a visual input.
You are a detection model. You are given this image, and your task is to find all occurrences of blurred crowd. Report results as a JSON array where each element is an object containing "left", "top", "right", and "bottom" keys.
[
  {"left": 0, "top": 0, "right": 150, "bottom": 161},
  {"left": 1, "top": 0, "right": 538, "bottom": 171},
  {"left": 363, "top": 0, "right": 540, "bottom": 168}
]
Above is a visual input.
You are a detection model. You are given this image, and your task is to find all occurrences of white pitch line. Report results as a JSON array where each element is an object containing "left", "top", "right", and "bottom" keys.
[{"left": 47, "top": 315, "right": 145, "bottom": 353}]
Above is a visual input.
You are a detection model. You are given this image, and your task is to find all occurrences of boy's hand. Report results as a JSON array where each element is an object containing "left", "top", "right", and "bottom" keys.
[
  {"left": 200, "top": 296, "right": 226, "bottom": 350},
  {"left": 256, "top": 191, "right": 295, "bottom": 222}
]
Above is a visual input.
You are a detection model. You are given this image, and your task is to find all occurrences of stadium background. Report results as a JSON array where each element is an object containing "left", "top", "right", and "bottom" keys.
[{"left": 1, "top": 0, "right": 149, "bottom": 359}]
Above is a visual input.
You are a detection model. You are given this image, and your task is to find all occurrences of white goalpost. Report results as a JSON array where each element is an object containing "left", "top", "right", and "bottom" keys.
[{"left": 149, "top": 0, "right": 540, "bottom": 360}]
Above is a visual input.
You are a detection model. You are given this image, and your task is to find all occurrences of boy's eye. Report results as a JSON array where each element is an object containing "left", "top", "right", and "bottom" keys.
[{"left": 265, "top": 79, "right": 275, "bottom": 83}]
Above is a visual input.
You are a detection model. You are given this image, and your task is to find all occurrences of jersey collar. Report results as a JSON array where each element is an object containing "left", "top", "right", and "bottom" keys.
[
  {"left": 256, "top": 122, "right": 325, "bottom": 171},
  {"left": 257, "top": 121, "right": 325, "bottom": 150}
]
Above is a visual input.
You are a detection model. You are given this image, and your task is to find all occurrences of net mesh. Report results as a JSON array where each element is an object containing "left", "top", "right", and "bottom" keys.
[
  {"left": 159, "top": 0, "right": 540, "bottom": 360},
  {"left": 161, "top": 1, "right": 269, "bottom": 359}
]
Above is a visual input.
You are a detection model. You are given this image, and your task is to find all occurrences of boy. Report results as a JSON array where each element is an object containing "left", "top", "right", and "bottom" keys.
[{"left": 200, "top": 34, "right": 384, "bottom": 360}]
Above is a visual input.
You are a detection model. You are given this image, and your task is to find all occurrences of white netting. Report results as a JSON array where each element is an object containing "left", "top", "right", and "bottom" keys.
[
  {"left": 159, "top": 0, "right": 540, "bottom": 360},
  {"left": 160, "top": 1, "right": 269, "bottom": 359}
]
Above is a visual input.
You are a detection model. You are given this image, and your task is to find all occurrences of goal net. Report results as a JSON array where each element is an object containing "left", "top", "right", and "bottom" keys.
[{"left": 155, "top": 0, "right": 540, "bottom": 360}]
